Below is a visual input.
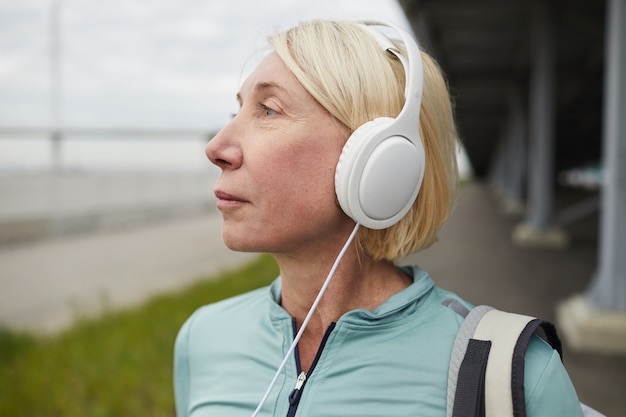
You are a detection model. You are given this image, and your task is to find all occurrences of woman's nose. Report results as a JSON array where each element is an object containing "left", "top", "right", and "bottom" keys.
[{"left": 205, "top": 121, "right": 243, "bottom": 170}]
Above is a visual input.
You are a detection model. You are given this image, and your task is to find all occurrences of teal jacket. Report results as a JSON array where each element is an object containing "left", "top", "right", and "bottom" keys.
[{"left": 174, "top": 265, "right": 583, "bottom": 417}]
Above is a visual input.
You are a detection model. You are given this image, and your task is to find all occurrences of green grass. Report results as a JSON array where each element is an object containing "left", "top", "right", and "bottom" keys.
[{"left": 0, "top": 254, "right": 278, "bottom": 417}]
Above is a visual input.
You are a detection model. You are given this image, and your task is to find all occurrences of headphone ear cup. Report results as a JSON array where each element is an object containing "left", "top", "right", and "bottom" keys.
[
  {"left": 335, "top": 117, "right": 425, "bottom": 229},
  {"left": 336, "top": 118, "right": 388, "bottom": 221}
]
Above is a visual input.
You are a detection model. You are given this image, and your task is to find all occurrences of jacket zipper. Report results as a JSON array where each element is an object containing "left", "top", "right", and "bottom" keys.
[{"left": 285, "top": 320, "right": 336, "bottom": 417}]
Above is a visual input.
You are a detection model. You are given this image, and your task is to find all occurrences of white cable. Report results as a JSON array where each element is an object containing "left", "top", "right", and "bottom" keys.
[{"left": 251, "top": 222, "right": 361, "bottom": 417}]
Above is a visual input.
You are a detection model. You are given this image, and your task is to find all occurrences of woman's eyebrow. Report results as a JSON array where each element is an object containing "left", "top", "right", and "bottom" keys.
[
  {"left": 236, "top": 81, "right": 289, "bottom": 107},
  {"left": 254, "top": 81, "right": 286, "bottom": 94}
]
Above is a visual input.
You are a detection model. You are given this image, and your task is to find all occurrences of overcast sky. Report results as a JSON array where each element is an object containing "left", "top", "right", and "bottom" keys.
[{"left": 0, "top": 0, "right": 409, "bottom": 132}]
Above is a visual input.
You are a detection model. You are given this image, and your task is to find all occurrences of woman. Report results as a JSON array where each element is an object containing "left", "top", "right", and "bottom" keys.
[{"left": 174, "top": 19, "right": 583, "bottom": 417}]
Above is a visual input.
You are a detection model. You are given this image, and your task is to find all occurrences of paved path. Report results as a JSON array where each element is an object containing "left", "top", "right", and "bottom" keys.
[{"left": 0, "top": 211, "right": 255, "bottom": 334}]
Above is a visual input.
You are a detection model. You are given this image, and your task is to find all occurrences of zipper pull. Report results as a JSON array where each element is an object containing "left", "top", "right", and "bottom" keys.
[
  {"left": 288, "top": 372, "right": 307, "bottom": 405},
  {"left": 294, "top": 372, "right": 306, "bottom": 390}
]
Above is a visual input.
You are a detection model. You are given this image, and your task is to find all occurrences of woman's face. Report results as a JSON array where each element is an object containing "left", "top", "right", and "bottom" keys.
[{"left": 206, "top": 53, "right": 351, "bottom": 255}]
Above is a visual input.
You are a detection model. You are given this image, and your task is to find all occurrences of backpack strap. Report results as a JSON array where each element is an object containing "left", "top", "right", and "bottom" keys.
[
  {"left": 474, "top": 310, "right": 559, "bottom": 417},
  {"left": 446, "top": 302, "right": 493, "bottom": 417},
  {"left": 444, "top": 299, "right": 563, "bottom": 417}
]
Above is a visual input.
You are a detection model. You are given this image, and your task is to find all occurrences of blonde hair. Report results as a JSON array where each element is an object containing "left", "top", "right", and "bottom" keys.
[{"left": 269, "top": 20, "right": 459, "bottom": 261}]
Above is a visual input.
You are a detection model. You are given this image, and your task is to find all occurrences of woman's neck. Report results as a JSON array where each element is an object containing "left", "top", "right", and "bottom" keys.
[
  {"left": 276, "top": 248, "right": 412, "bottom": 332},
  {"left": 275, "top": 248, "right": 411, "bottom": 372}
]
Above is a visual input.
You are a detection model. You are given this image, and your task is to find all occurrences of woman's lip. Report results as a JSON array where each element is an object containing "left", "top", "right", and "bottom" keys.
[
  {"left": 215, "top": 190, "right": 246, "bottom": 211},
  {"left": 215, "top": 190, "right": 243, "bottom": 201}
]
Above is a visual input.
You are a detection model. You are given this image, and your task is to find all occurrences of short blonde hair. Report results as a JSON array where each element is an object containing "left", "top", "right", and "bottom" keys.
[{"left": 269, "top": 20, "right": 459, "bottom": 261}]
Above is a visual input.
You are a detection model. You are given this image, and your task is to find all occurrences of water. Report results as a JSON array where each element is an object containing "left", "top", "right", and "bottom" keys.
[
  {"left": 0, "top": 134, "right": 219, "bottom": 244},
  {"left": 0, "top": 134, "right": 211, "bottom": 173}
]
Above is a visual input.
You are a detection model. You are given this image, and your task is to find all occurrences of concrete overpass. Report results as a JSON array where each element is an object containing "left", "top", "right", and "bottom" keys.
[{"left": 398, "top": 0, "right": 625, "bottom": 354}]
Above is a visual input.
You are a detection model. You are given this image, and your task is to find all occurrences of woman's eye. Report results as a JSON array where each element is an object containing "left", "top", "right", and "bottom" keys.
[{"left": 258, "top": 103, "right": 277, "bottom": 117}]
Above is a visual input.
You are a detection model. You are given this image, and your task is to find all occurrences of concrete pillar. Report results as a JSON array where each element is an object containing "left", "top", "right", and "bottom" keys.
[
  {"left": 490, "top": 88, "right": 527, "bottom": 216},
  {"left": 501, "top": 88, "right": 526, "bottom": 216},
  {"left": 512, "top": 0, "right": 568, "bottom": 249},
  {"left": 487, "top": 127, "right": 508, "bottom": 194},
  {"left": 556, "top": 0, "right": 626, "bottom": 354}
]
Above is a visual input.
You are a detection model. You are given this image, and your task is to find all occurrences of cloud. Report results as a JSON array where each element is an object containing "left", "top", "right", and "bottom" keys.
[{"left": 0, "top": 0, "right": 409, "bottom": 129}]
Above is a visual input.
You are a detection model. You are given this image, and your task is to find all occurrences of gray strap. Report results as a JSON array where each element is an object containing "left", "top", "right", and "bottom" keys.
[
  {"left": 442, "top": 298, "right": 471, "bottom": 318},
  {"left": 446, "top": 303, "right": 494, "bottom": 417},
  {"left": 452, "top": 339, "right": 491, "bottom": 417}
]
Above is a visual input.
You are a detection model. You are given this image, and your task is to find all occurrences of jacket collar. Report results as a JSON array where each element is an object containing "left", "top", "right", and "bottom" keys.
[{"left": 267, "top": 265, "right": 435, "bottom": 326}]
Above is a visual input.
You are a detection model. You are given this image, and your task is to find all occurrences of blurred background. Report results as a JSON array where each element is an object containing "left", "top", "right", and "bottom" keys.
[
  {"left": 0, "top": 0, "right": 625, "bottom": 416},
  {"left": 0, "top": 0, "right": 431, "bottom": 239}
]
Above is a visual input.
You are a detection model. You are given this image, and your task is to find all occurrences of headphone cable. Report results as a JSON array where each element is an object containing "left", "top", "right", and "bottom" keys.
[{"left": 251, "top": 222, "right": 361, "bottom": 417}]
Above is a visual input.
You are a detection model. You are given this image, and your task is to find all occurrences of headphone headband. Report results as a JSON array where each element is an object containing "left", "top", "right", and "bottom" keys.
[{"left": 357, "top": 20, "right": 424, "bottom": 140}]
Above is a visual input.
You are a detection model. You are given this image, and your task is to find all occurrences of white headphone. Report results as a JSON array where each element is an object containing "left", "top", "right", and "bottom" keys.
[{"left": 335, "top": 20, "right": 425, "bottom": 230}]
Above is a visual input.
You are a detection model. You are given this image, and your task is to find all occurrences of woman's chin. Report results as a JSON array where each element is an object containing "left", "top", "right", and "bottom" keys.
[{"left": 221, "top": 228, "right": 261, "bottom": 253}]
